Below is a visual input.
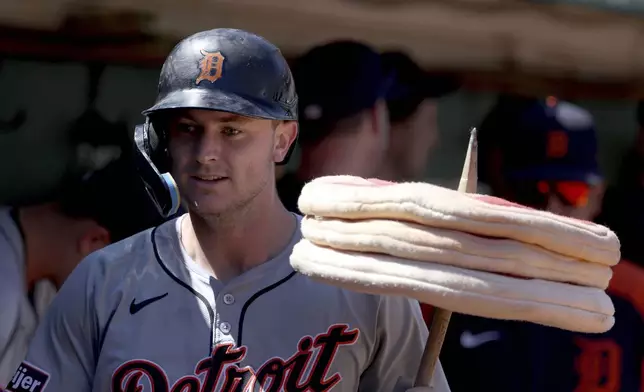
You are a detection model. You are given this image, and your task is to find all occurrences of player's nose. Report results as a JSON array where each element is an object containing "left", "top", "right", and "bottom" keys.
[{"left": 194, "top": 130, "right": 223, "bottom": 163}]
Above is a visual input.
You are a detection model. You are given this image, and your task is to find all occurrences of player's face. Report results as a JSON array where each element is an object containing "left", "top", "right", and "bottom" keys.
[
  {"left": 390, "top": 99, "right": 438, "bottom": 181},
  {"left": 355, "top": 101, "right": 391, "bottom": 178},
  {"left": 167, "top": 109, "right": 296, "bottom": 216}
]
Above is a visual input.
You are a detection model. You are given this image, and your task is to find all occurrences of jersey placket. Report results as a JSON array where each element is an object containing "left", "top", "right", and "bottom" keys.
[{"left": 210, "top": 277, "right": 238, "bottom": 345}]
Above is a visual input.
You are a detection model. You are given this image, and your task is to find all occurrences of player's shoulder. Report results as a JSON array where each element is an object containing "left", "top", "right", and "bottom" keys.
[
  {"left": 51, "top": 219, "right": 178, "bottom": 321},
  {"left": 0, "top": 214, "right": 26, "bottom": 331},
  {"left": 87, "top": 218, "right": 176, "bottom": 266},
  {"left": 608, "top": 259, "right": 644, "bottom": 294},
  {"left": 608, "top": 259, "right": 644, "bottom": 318},
  {"left": 0, "top": 271, "right": 23, "bottom": 342},
  {"left": 611, "top": 259, "right": 644, "bottom": 279},
  {"left": 74, "top": 218, "right": 177, "bottom": 288},
  {"left": 0, "top": 245, "right": 23, "bottom": 297}
]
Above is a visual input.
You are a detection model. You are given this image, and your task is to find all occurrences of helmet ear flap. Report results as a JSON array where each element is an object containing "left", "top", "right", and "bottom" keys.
[
  {"left": 148, "top": 122, "right": 160, "bottom": 151},
  {"left": 146, "top": 119, "right": 172, "bottom": 174},
  {"left": 133, "top": 121, "right": 180, "bottom": 218}
]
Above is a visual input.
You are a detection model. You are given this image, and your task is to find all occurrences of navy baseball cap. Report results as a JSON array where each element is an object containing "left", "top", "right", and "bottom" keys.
[
  {"left": 382, "top": 51, "right": 460, "bottom": 123},
  {"left": 53, "top": 113, "right": 164, "bottom": 241},
  {"left": 56, "top": 156, "right": 161, "bottom": 242},
  {"left": 500, "top": 98, "right": 601, "bottom": 184},
  {"left": 382, "top": 51, "right": 460, "bottom": 102},
  {"left": 292, "top": 40, "right": 394, "bottom": 142}
]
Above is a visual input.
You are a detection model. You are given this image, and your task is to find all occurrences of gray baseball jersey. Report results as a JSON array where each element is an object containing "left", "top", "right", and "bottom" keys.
[
  {"left": 0, "top": 208, "right": 56, "bottom": 388},
  {"left": 0, "top": 207, "right": 33, "bottom": 388},
  {"left": 7, "top": 214, "right": 450, "bottom": 392}
]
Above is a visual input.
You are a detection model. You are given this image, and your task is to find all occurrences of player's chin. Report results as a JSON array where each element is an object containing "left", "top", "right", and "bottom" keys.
[
  {"left": 184, "top": 192, "right": 234, "bottom": 215},
  {"left": 192, "top": 203, "right": 234, "bottom": 216}
]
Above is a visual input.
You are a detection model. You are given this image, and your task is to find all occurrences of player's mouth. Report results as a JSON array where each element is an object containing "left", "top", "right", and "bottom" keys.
[{"left": 191, "top": 175, "right": 228, "bottom": 183}]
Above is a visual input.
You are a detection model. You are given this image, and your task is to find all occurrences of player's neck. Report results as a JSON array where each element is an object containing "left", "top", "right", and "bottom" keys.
[
  {"left": 181, "top": 193, "right": 297, "bottom": 283},
  {"left": 299, "top": 144, "right": 373, "bottom": 179}
]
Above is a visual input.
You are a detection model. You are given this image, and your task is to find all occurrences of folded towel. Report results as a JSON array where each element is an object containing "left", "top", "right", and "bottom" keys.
[
  {"left": 291, "top": 239, "right": 614, "bottom": 333},
  {"left": 298, "top": 176, "right": 620, "bottom": 266},
  {"left": 291, "top": 174, "right": 621, "bottom": 333},
  {"left": 301, "top": 216, "right": 612, "bottom": 289}
]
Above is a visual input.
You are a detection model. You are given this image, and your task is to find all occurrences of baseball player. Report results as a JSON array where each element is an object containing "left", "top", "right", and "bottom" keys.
[
  {"left": 379, "top": 51, "right": 459, "bottom": 182},
  {"left": 276, "top": 40, "right": 393, "bottom": 214},
  {"left": 597, "top": 100, "right": 644, "bottom": 266},
  {"left": 439, "top": 97, "right": 644, "bottom": 392},
  {"left": 8, "top": 29, "right": 450, "bottom": 392},
  {"left": 0, "top": 148, "right": 159, "bottom": 388}
]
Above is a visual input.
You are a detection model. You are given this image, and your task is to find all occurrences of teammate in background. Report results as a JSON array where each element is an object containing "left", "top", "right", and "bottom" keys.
[
  {"left": 277, "top": 41, "right": 393, "bottom": 214},
  {"left": 377, "top": 51, "right": 461, "bottom": 327},
  {"left": 8, "top": 29, "right": 449, "bottom": 391},
  {"left": 596, "top": 100, "right": 644, "bottom": 265},
  {"left": 378, "top": 51, "right": 459, "bottom": 182},
  {"left": 439, "top": 97, "right": 643, "bottom": 392},
  {"left": 0, "top": 151, "right": 160, "bottom": 387}
]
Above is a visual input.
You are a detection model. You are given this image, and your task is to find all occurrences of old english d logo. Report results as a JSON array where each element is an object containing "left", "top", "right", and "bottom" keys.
[
  {"left": 546, "top": 130, "right": 568, "bottom": 159},
  {"left": 196, "top": 50, "right": 225, "bottom": 84}
]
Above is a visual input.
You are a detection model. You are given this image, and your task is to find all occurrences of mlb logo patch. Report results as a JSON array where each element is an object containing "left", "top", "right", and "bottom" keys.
[{"left": 5, "top": 362, "right": 49, "bottom": 392}]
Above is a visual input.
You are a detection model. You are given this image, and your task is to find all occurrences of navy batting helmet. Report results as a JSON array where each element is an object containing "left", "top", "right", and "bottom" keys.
[{"left": 134, "top": 28, "right": 299, "bottom": 218}]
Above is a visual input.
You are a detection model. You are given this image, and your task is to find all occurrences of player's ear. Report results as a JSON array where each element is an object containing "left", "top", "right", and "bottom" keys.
[
  {"left": 78, "top": 223, "right": 111, "bottom": 257},
  {"left": 273, "top": 120, "right": 298, "bottom": 163}
]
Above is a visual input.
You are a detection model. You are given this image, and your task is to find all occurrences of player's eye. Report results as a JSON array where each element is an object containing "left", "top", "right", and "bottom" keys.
[
  {"left": 169, "top": 120, "right": 199, "bottom": 135},
  {"left": 175, "top": 122, "right": 198, "bottom": 134},
  {"left": 222, "top": 126, "right": 242, "bottom": 136}
]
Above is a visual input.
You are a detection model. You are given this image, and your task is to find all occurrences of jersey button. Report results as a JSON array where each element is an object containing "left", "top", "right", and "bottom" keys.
[
  {"left": 220, "top": 322, "right": 231, "bottom": 334},
  {"left": 223, "top": 293, "right": 235, "bottom": 305}
]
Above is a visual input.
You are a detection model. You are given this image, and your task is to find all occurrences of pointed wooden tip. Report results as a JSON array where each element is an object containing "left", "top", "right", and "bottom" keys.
[{"left": 458, "top": 127, "right": 478, "bottom": 194}]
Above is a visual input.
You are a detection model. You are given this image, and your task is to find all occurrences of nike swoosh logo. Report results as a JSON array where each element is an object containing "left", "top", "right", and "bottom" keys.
[
  {"left": 460, "top": 330, "right": 501, "bottom": 349},
  {"left": 129, "top": 293, "right": 168, "bottom": 315}
]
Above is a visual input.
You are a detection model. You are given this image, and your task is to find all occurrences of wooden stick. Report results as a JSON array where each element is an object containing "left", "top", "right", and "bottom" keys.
[{"left": 414, "top": 127, "right": 478, "bottom": 388}]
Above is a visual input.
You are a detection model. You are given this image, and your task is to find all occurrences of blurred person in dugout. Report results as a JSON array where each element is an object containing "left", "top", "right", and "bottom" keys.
[
  {"left": 0, "top": 117, "right": 162, "bottom": 387},
  {"left": 276, "top": 40, "right": 394, "bottom": 213},
  {"left": 378, "top": 51, "right": 459, "bottom": 182},
  {"left": 436, "top": 96, "right": 644, "bottom": 392},
  {"left": 596, "top": 100, "right": 644, "bottom": 266}
]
